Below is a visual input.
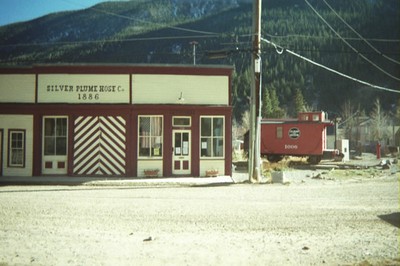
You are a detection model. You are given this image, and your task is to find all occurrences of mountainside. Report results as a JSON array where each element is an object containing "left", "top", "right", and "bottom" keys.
[{"left": 0, "top": 0, "right": 399, "bottom": 120}]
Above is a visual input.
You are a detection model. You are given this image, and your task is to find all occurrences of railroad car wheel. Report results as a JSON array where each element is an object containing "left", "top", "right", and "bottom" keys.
[
  {"left": 307, "top": 156, "right": 322, "bottom": 164},
  {"left": 267, "top": 155, "right": 283, "bottom": 163}
]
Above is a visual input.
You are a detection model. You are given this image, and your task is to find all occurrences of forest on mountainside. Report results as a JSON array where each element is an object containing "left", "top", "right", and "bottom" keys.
[{"left": 0, "top": 0, "right": 399, "bottom": 122}]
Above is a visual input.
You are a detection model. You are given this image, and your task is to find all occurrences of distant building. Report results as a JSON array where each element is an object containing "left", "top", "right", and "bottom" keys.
[
  {"left": 338, "top": 116, "right": 399, "bottom": 154},
  {"left": 232, "top": 140, "right": 243, "bottom": 151},
  {"left": 0, "top": 64, "right": 233, "bottom": 177}
]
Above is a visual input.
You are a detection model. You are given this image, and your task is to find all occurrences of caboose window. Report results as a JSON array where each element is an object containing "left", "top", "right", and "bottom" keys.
[
  {"left": 276, "top": 126, "right": 283, "bottom": 139},
  {"left": 313, "top": 114, "right": 320, "bottom": 121},
  {"left": 301, "top": 114, "right": 309, "bottom": 121}
]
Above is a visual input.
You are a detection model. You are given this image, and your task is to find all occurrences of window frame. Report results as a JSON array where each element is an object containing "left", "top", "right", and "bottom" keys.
[
  {"left": 200, "top": 116, "right": 225, "bottom": 158},
  {"left": 172, "top": 116, "right": 191, "bottom": 127},
  {"left": 138, "top": 115, "right": 163, "bottom": 159},
  {"left": 8, "top": 129, "right": 25, "bottom": 168},
  {"left": 43, "top": 116, "right": 68, "bottom": 156}
]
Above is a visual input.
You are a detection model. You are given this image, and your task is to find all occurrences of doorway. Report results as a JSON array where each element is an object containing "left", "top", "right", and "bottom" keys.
[
  {"left": 173, "top": 130, "right": 191, "bottom": 175},
  {"left": 42, "top": 116, "right": 68, "bottom": 175}
]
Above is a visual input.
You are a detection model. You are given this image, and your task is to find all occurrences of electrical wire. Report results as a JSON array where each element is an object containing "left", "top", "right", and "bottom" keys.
[
  {"left": 261, "top": 37, "right": 399, "bottom": 94},
  {"left": 60, "top": 0, "right": 218, "bottom": 36},
  {"left": 263, "top": 32, "right": 400, "bottom": 43},
  {"left": 0, "top": 0, "right": 223, "bottom": 48},
  {"left": 0, "top": 34, "right": 221, "bottom": 48},
  {"left": 304, "top": 0, "right": 400, "bottom": 82},
  {"left": 322, "top": 0, "right": 400, "bottom": 65}
]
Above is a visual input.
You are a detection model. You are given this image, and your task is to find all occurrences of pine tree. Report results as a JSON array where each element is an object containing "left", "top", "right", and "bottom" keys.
[
  {"left": 269, "top": 88, "right": 285, "bottom": 118},
  {"left": 262, "top": 88, "right": 272, "bottom": 118},
  {"left": 294, "top": 88, "right": 305, "bottom": 114}
]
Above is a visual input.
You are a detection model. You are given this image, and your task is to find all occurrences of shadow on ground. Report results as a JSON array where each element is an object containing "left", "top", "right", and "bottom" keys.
[{"left": 378, "top": 212, "right": 400, "bottom": 228}]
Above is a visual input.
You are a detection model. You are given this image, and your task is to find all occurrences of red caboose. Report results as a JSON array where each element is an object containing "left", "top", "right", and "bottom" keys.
[{"left": 260, "top": 111, "right": 333, "bottom": 164}]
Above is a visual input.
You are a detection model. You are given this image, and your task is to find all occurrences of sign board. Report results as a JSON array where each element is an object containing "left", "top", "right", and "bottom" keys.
[
  {"left": 38, "top": 74, "right": 130, "bottom": 104},
  {"left": 288, "top": 127, "right": 300, "bottom": 139}
]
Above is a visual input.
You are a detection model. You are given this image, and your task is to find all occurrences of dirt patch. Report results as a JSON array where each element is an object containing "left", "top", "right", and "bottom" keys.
[{"left": 0, "top": 154, "right": 399, "bottom": 265}]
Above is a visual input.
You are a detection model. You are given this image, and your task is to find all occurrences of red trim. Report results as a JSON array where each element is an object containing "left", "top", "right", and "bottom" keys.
[
  {"left": 0, "top": 129, "right": 3, "bottom": 176},
  {"left": 32, "top": 115, "right": 41, "bottom": 176},
  {"left": 163, "top": 114, "right": 173, "bottom": 176},
  {"left": 45, "top": 162, "right": 52, "bottom": 169},
  {"left": 191, "top": 115, "right": 200, "bottom": 176},
  {"left": 225, "top": 112, "right": 233, "bottom": 176},
  {"left": 57, "top": 161, "right": 65, "bottom": 169},
  {"left": 228, "top": 72, "right": 232, "bottom": 106},
  {"left": 35, "top": 73, "right": 38, "bottom": 104},
  {"left": 0, "top": 64, "right": 233, "bottom": 77},
  {"left": 133, "top": 104, "right": 232, "bottom": 113},
  {"left": 67, "top": 115, "right": 74, "bottom": 176},
  {"left": 129, "top": 74, "right": 132, "bottom": 104},
  {"left": 129, "top": 113, "right": 138, "bottom": 177},
  {"left": 0, "top": 67, "right": 34, "bottom": 74}
]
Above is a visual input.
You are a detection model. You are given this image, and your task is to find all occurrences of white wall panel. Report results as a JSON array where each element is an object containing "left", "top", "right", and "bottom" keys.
[
  {"left": 0, "top": 75, "right": 35, "bottom": 103},
  {"left": 132, "top": 74, "right": 229, "bottom": 105},
  {"left": 0, "top": 115, "right": 33, "bottom": 176},
  {"left": 200, "top": 160, "right": 225, "bottom": 177},
  {"left": 137, "top": 160, "right": 163, "bottom": 177}
]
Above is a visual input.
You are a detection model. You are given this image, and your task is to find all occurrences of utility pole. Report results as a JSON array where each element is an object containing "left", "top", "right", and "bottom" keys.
[
  {"left": 190, "top": 41, "right": 198, "bottom": 65},
  {"left": 249, "top": 0, "right": 262, "bottom": 183}
]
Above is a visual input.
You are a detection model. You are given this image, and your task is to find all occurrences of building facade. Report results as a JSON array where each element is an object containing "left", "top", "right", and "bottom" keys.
[{"left": 0, "top": 64, "right": 233, "bottom": 177}]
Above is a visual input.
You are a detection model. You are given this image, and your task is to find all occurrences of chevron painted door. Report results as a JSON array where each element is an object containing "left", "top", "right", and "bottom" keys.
[{"left": 73, "top": 116, "right": 126, "bottom": 176}]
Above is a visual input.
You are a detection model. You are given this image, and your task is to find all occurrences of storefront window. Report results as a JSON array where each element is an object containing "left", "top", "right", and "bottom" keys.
[
  {"left": 44, "top": 117, "right": 67, "bottom": 156},
  {"left": 8, "top": 130, "right": 25, "bottom": 167},
  {"left": 139, "top": 116, "right": 163, "bottom": 157},
  {"left": 200, "top": 116, "right": 224, "bottom": 158}
]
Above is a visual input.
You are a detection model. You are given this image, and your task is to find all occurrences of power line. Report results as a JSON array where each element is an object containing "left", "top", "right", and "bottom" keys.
[
  {"left": 304, "top": 0, "right": 400, "bottom": 82},
  {"left": 0, "top": 34, "right": 221, "bottom": 48},
  {"left": 60, "top": 0, "right": 218, "bottom": 36},
  {"left": 0, "top": 0, "right": 223, "bottom": 48},
  {"left": 264, "top": 32, "right": 400, "bottom": 43},
  {"left": 322, "top": 0, "right": 400, "bottom": 65},
  {"left": 261, "top": 37, "right": 399, "bottom": 94}
]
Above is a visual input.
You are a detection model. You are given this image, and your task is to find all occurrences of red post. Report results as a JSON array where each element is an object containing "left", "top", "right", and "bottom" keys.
[{"left": 376, "top": 142, "right": 381, "bottom": 159}]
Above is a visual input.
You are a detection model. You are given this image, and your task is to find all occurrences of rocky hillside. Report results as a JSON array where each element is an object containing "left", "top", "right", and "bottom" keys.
[{"left": 0, "top": 0, "right": 398, "bottom": 119}]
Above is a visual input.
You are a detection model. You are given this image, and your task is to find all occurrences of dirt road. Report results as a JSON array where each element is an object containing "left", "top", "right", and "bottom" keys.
[{"left": 0, "top": 173, "right": 398, "bottom": 265}]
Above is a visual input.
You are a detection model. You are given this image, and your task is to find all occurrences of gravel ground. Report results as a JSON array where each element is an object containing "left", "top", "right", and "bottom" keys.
[{"left": 0, "top": 169, "right": 399, "bottom": 266}]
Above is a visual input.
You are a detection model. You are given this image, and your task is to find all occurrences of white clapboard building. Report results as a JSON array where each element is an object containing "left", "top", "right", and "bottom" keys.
[{"left": 0, "top": 64, "right": 233, "bottom": 177}]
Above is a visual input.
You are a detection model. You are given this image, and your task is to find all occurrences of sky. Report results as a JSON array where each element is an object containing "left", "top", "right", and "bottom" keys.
[{"left": 0, "top": 0, "right": 110, "bottom": 26}]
